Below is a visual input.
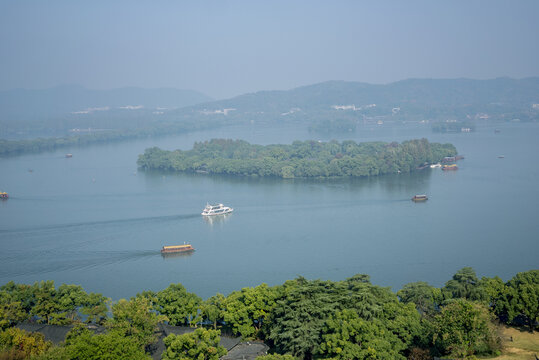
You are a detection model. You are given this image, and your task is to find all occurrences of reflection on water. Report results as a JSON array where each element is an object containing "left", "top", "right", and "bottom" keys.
[
  {"left": 161, "top": 251, "right": 195, "bottom": 260},
  {"left": 203, "top": 213, "right": 232, "bottom": 226},
  {"left": 142, "top": 167, "right": 434, "bottom": 198}
]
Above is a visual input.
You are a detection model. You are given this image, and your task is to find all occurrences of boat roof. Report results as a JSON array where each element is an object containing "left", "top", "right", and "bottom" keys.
[{"left": 162, "top": 245, "right": 192, "bottom": 249}]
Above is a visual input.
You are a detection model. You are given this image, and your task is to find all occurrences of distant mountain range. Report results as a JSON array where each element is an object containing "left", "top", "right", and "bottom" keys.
[
  {"left": 1, "top": 78, "right": 538, "bottom": 138},
  {"left": 0, "top": 85, "right": 213, "bottom": 122},
  {"left": 179, "top": 77, "right": 539, "bottom": 115}
]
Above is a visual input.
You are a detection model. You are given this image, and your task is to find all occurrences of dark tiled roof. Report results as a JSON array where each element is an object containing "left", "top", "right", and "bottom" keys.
[
  {"left": 16, "top": 323, "right": 263, "bottom": 360},
  {"left": 221, "top": 341, "right": 269, "bottom": 360},
  {"left": 161, "top": 324, "right": 196, "bottom": 337},
  {"left": 16, "top": 324, "right": 71, "bottom": 344},
  {"left": 219, "top": 336, "right": 241, "bottom": 351},
  {"left": 15, "top": 323, "right": 107, "bottom": 344}
]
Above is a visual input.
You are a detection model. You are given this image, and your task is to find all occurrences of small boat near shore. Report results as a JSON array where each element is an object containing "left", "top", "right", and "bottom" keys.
[
  {"left": 201, "top": 203, "right": 233, "bottom": 216},
  {"left": 161, "top": 244, "right": 195, "bottom": 254},
  {"left": 442, "top": 164, "right": 458, "bottom": 171},
  {"left": 412, "top": 194, "right": 428, "bottom": 202},
  {"left": 430, "top": 163, "right": 441, "bottom": 168}
]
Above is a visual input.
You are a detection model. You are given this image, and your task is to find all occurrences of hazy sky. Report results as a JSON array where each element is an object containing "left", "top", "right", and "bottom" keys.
[{"left": 1, "top": 0, "right": 538, "bottom": 99}]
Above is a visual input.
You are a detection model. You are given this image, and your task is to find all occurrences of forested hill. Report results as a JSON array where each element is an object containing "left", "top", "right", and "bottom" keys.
[
  {"left": 137, "top": 138, "right": 457, "bottom": 178},
  {"left": 174, "top": 77, "right": 539, "bottom": 118}
]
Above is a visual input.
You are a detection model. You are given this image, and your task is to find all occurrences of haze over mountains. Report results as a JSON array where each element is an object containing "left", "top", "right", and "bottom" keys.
[
  {"left": 1, "top": 77, "right": 538, "bottom": 139},
  {"left": 172, "top": 77, "right": 539, "bottom": 128},
  {"left": 0, "top": 85, "right": 213, "bottom": 122},
  {"left": 182, "top": 77, "right": 539, "bottom": 112}
]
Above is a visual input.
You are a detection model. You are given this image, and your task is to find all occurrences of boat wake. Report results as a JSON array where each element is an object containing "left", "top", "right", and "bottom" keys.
[
  {"left": 0, "top": 250, "right": 161, "bottom": 279},
  {"left": 0, "top": 213, "right": 200, "bottom": 235}
]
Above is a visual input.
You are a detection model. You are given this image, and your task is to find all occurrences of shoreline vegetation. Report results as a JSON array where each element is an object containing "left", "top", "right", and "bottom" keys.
[
  {"left": 137, "top": 138, "right": 457, "bottom": 178},
  {"left": 0, "top": 268, "right": 537, "bottom": 359},
  {"left": 0, "top": 120, "right": 224, "bottom": 157}
]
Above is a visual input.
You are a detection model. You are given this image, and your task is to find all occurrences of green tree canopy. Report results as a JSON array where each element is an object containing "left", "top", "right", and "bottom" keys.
[
  {"left": 318, "top": 309, "right": 407, "bottom": 360},
  {"left": 199, "top": 293, "right": 226, "bottom": 330},
  {"left": 162, "top": 328, "right": 227, "bottom": 360},
  {"left": 64, "top": 325, "right": 151, "bottom": 360},
  {"left": 107, "top": 296, "right": 165, "bottom": 349},
  {"left": 499, "top": 270, "right": 539, "bottom": 331},
  {"left": 264, "top": 275, "right": 404, "bottom": 359},
  {"left": 222, "top": 283, "right": 279, "bottom": 339},
  {"left": 0, "top": 280, "right": 108, "bottom": 327},
  {"left": 442, "top": 267, "right": 486, "bottom": 302},
  {"left": 398, "top": 281, "right": 442, "bottom": 314},
  {"left": 138, "top": 138, "right": 457, "bottom": 179},
  {"left": 430, "top": 299, "right": 501, "bottom": 358},
  {"left": 156, "top": 283, "right": 202, "bottom": 326},
  {"left": 0, "top": 327, "right": 52, "bottom": 359}
]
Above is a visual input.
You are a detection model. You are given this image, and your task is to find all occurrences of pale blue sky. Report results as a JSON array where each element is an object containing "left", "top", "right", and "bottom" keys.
[{"left": 1, "top": 0, "right": 538, "bottom": 99}]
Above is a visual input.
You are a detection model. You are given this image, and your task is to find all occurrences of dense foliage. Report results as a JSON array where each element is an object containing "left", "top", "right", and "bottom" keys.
[
  {"left": 162, "top": 328, "right": 227, "bottom": 360},
  {"left": 137, "top": 138, "right": 457, "bottom": 178},
  {"left": 0, "top": 269, "right": 537, "bottom": 359},
  {"left": 62, "top": 325, "right": 151, "bottom": 360},
  {"left": 0, "top": 280, "right": 108, "bottom": 328},
  {"left": 0, "top": 327, "right": 52, "bottom": 359},
  {"left": 430, "top": 300, "right": 501, "bottom": 358},
  {"left": 155, "top": 283, "right": 202, "bottom": 326},
  {"left": 107, "top": 296, "right": 165, "bottom": 349}
]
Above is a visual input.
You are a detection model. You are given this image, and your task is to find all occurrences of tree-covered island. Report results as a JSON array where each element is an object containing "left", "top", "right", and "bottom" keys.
[{"left": 137, "top": 138, "right": 457, "bottom": 178}]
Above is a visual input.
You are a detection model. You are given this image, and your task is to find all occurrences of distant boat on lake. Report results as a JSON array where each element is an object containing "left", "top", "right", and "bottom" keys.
[
  {"left": 442, "top": 164, "right": 458, "bottom": 171},
  {"left": 161, "top": 244, "right": 195, "bottom": 254},
  {"left": 430, "top": 163, "right": 441, "bottom": 168},
  {"left": 412, "top": 195, "right": 428, "bottom": 202},
  {"left": 65, "top": 154, "right": 73, "bottom": 158},
  {"left": 201, "top": 203, "right": 234, "bottom": 216},
  {"left": 498, "top": 155, "right": 505, "bottom": 159},
  {"left": 0, "top": 192, "right": 8, "bottom": 199}
]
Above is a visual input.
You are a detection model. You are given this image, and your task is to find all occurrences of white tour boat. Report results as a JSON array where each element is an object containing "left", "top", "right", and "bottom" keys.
[{"left": 201, "top": 203, "right": 234, "bottom": 216}]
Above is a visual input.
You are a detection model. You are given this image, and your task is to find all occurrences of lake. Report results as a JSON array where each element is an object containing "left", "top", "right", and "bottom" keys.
[{"left": 1, "top": 122, "right": 538, "bottom": 299}]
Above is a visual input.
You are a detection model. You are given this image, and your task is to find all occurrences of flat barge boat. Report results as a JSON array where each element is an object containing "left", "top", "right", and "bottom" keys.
[{"left": 161, "top": 244, "right": 195, "bottom": 254}]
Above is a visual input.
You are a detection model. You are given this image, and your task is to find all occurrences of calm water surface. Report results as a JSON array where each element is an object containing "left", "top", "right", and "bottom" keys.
[{"left": 1, "top": 122, "right": 538, "bottom": 299}]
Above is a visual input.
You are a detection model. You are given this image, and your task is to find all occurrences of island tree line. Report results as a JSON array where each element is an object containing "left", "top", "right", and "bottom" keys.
[
  {"left": 0, "top": 268, "right": 537, "bottom": 359},
  {"left": 137, "top": 138, "right": 457, "bottom": 178}
]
